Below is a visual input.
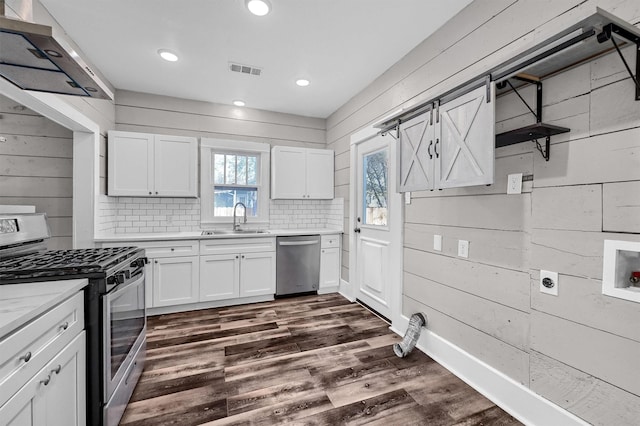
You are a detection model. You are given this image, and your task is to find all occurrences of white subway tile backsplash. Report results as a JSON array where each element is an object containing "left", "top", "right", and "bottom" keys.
[{"left": 99, "top": 195, "right": 343, "bottom": 234}]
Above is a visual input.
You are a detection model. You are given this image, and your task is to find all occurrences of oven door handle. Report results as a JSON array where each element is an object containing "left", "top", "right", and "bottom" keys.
[{"left": 108, "top": 272, "right": 144, "bottom": 296}]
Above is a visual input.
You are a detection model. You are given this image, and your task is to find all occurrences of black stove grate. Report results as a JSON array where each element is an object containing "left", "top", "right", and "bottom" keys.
[{"left": 0, "top": 247, "right": 140, "bottom": 280}]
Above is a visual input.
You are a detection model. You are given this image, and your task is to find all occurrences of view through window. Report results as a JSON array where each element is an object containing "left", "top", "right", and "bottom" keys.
[
  {"left": 363, "top": 149, "right": 388, "bottom": 226},
  {"left": 213, "top": 153, "right": 259, "bottom": 217}
]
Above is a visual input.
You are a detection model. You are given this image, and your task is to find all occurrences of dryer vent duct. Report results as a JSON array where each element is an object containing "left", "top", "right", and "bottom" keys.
[{"left": 393, "top": 312, "right": 427, "bottom": 358}]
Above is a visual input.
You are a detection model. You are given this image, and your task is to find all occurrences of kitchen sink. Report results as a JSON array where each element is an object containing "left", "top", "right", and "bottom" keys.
[{"left": 201, "top": 229, "right": 270, "bottom": 236}]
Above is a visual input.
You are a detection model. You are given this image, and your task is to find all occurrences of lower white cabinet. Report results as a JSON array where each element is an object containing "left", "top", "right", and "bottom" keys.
[
  {"left": 199, "top": 254, "right": 240, "bottom": 301},
  {"left": 199, "top": 250, "right": 276, "bottom": 301},
  {"left": 152, "top": 256, "right": 200, "bottom": 307},
  {"left": 240, "top": 252, "right": 276, "bottom": 297},
  {"left": 319, "top": 234, "right": 341, "bottom": 292},
  {"left": 0, "top": 333, "right": 86, "bottom": 426}
]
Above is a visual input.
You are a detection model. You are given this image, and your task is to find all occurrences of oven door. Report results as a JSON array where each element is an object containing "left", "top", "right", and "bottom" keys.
[{"left": 103, "top": 271, "right": 146, "bottom": 401}]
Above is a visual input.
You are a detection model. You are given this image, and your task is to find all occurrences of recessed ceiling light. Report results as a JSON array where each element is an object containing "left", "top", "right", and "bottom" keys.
[
  {"left": 158, "top": 49, "right": 178, "bottom": 62},
  {"left": 245, "top": 0, "right": 271, "bottom": 16},
  {"left": 233, "top": 100, "right": 246, "bottom": 107},
  {"left": 296, "top": 79, "right": 310, "bottom": 87}
]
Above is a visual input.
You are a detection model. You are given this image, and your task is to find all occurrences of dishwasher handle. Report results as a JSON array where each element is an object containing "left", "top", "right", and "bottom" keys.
[{"left": 278, "top": 240, "right": 319, "bottom": 246}]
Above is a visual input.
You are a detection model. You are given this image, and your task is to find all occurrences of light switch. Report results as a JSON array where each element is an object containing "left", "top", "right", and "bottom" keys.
[
  {"left": 405, "top": 192, "right": 411, "bottom": 204},
  {"left": 507, "top": 173, "right": 523, "bottom": 194},
  {"left": 433, "top": 235, "right": 442, "bottom": 251},
  {"left": 458, "top": 240, "right": 469, "bottom": 258}
]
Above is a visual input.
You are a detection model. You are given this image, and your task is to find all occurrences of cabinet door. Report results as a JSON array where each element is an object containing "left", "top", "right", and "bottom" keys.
[
  {"left": 398, "top": 111, "right": 435, "bottom": 192},
  {"left": 436, "top": 84, "right": 495, "bottom": 189},
  {"left": 152, "top": 256, "right": 199, "bottom": 307},
  {"left": 154, "top": 135, "right": 198, "bottom": 197},
  {"left": 271, "top": 146, "right": 306, "bottom": 199},
  {"left": 42, "top": 333, "right": 86, "bottom": 426},
  {"left": 144, "top": 259, "right": 154, "bottom": 309},
  {"left": 0, "top": 332, "right": 85, "bottom": 426},
  {"left": 306, "top": 149, "right": 334, "bottom": 199},
  {"left": 199, "top": 254, "right": 240, "bottom": 302},
  {"left": 239, "top": 252, "right": 276, "bottom": 297},
  {"left": 107, "top": 131, "right": 154, "bottom": 196},
  {"left": 319, "top": 247, "right": 340, "bottom": 291}
]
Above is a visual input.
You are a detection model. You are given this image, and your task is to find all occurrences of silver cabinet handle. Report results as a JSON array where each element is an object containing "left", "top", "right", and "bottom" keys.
[
  {"left": 51, "top": 365, "right": 61, "bottom": 375},
  {"left": 59, "top": 321, "right": 69, "bottom": 331},
  {"left": 19, "top": 352, "right": 32, "bottom": 363},
  {"left": 40, "top": 374, "right": 51, "bottom": 386}
]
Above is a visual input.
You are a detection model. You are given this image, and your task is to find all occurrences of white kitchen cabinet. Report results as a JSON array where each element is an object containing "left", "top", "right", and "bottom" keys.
[
  {"left": 271, "top": 146, "right": 334, "bottom": 199},
  {"left": 239, "top": 252, "right": 276, "bottom": 297},
  {"left": 398, "top": 84, "right": 495, "bottom": 192},
  {"left": 0, "top": 333, "right": 86, "bottom": 426},
  {"left": 200, "top": 237, "right": 276, "bottom": 299},
  {"left": 152, "top": 256, "right": 200, "bottom": 307},
  {"left": 108, "top": 130, "right": 198, "bottom": 197},
  {"left": 0, "top": 290, "right": 86, "bottom": 426},
  {"left": 199, "top": 254, "right": 240, "bottom": 301},
  {"left": 319, "top": 234, "right": 341, "bottom": 293}
]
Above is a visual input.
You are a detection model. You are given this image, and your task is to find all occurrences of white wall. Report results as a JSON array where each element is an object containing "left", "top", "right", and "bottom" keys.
[{"left": 327, "top": 1, "right": 640, "bottom": 424}]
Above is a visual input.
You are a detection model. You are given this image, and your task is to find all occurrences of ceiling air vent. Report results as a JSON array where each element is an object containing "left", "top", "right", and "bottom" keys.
[{"left": 229, "top": 62, "right": 262, "bottom": 76}]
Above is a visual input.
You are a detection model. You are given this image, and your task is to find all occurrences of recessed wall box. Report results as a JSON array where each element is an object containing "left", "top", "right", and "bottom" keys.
[{"left": 603, "top": 240, "right": 640, "bottom": 303}]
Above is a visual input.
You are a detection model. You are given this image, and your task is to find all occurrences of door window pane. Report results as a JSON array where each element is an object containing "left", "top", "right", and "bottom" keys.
[{"left": 362, "top": 149, "right": 388, "bottom": 226}]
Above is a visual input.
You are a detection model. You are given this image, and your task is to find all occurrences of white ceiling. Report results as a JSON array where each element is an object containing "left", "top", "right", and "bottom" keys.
[{"left": 39, "top": 0, "right": 472, "bottom": 118}]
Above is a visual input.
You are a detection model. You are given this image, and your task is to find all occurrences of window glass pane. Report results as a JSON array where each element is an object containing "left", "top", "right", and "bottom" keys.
[
  {"left": 213, "top": 154, "right": 225, "bottom": 184},
  {"left": 213, "top": 186, "right": 258, "bottom": 217},
  {"left": 362, "top": 149, "right": 388, "bottom": 226},
  {"left": 247, "top": 156, "right": 257, "bottom": 185},
  {"left": 225, "top": 155, "right": 236, "bottom": 184},
  {"left": 236, "top": 156, "right": 247, "bottom": 185}
]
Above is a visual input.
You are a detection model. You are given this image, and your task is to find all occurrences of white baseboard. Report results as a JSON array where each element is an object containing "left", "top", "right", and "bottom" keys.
[
  {"left": 339, "top": 278, "right": 355, "bottom": 301},
  {"left": 147, "top": 294, "right": 274, "bottom": 316},
  {"left": 392, "top": 315, "right": 589, "bottom": 426},
  {"left": 317, "top": 285, "right": 340, "bottom": 295}
]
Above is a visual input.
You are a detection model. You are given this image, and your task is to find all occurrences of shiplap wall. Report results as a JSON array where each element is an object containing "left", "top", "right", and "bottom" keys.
[
  {"left": 0, "top": 94, "right": 73, "bottom": 249},
  {"left": 327, "top": 0, "right": 640, "bottom": 424},
  {"left": 97, "top": 90, "right": 329, "bottom": 226}
]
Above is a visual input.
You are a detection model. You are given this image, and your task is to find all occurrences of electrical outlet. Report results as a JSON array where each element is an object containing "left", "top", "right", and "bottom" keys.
[
  {"left": 405, "top": 192, "right": 411, "bottom": 204},
  {"left": 540, "top": 270, "right": 559, "bottom": 296},
  {"left": 433, "top": 235, "right": 442, "bottom": 251},
  {"left": 507, "top": 173, "right": 523, "bottom": 194},
  {"left": 458, "top": 240, "right": 469, "bottom": 258}
]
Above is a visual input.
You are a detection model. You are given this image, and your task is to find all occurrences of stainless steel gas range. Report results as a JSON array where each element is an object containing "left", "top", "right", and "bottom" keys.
[{"left": 0, "top": 213, "right": 146, "bottom": 426}]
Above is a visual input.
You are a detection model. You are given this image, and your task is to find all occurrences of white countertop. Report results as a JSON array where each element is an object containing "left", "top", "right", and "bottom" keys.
[
  {"left": 94, "top": 228, "right": 343, "bottom": 242},
  {"left": 0, "top": 279, "right": 88, "bottom": 339}
]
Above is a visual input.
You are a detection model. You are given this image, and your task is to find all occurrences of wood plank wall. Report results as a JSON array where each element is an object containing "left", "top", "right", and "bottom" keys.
[
  {"left": 326, "top": 0, "right": 640, "bottom": 424},
  {"left": 0, "top": 94, "right": 74, "bottom": 249}
]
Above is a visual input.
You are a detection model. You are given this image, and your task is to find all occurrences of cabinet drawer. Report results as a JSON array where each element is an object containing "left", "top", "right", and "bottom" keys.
[
  {"left": 200, "top": 237, "right": 276, "bottom": 255},
  {"left": 103, "top": 240, "right": 199, "bottom": 257},
  {"left": 0, "top": 291, "right": 84, "bottom": 407},
  {"left": 321, "top": 235, "right": 340, "bottom": 248}
]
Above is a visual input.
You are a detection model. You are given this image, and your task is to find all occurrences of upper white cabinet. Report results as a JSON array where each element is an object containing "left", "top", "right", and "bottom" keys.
[
  {"left": 271, "top": 146, "right": 334, "bottom": 199},
  {"left": 398, "top": 84, "right": 495, "bottom": 192},
  {"left": 108, "top": 131, "right": 198, "bottom": 197}
]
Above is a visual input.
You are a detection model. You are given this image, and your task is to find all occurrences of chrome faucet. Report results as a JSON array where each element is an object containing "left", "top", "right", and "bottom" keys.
[{"left": 233, "top": 202, "right": 247, "bottom": 231}]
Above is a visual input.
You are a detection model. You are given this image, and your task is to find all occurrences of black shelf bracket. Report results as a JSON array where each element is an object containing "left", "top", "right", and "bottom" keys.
[
  {"left": 597, "top": 23, "right": 640, "bottom": 101},
  {"left": 495, "top": 76, "right": 561, "bottom": 161}
]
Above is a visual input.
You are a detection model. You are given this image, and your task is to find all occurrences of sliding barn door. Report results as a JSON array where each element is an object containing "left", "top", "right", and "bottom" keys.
[
  {"left": 397, "top": 109, "right": 435, "bottom": 192},
  {"left": 437, "top": 84, "right": 495, "bottom": 189}
]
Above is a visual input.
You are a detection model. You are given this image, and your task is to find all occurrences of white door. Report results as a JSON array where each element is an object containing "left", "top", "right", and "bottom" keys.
[
  {"left": 271, "top": 146, "right": 306, "bottom": 199},
  {"left": 398, "top": 110, "right": 435, "bottom": 191},
  {"left": 107, "top": 131, "right": 154, "bottom": 196},
  {"left": 353, "top": 132, "right": 402, "bottom": 321}
]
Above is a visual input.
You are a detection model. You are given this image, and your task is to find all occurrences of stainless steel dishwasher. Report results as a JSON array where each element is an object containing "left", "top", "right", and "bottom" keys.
[{"left": 276, "top": 235, "right": 321, "bottom": 296}]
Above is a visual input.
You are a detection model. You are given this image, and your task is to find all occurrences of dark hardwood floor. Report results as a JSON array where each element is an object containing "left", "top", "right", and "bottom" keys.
[{"left": 120, "top": 293, "right": 520, "bottom": 426}]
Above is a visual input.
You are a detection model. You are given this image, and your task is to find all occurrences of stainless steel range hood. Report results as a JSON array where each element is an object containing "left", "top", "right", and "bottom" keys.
[{"left": 0, "top": 0, "right": 113, "bottom": 99}]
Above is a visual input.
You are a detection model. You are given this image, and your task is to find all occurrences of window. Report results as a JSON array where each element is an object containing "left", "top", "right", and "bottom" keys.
[
  {"left": 213, "top": 153, "right": 259, "bottom": 217},
  {"left": 362, "top": 148, "right": 388, "bottom": 226},
  {"left": 200, "top": 138, "right": 270, "bottom": 224}
]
